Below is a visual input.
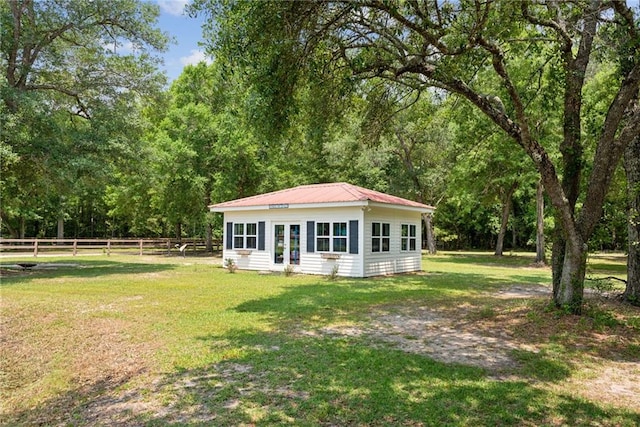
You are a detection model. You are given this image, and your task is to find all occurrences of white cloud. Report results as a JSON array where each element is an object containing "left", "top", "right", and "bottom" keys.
[
  {"left": 158, "top": 0, "right": 189, "bottom": 16},
  {"left": 179, "top": 49, "right": 212, "bottom": 66},
  {"left": 102, "top": 39, "right": 136, "bottom": 54}
]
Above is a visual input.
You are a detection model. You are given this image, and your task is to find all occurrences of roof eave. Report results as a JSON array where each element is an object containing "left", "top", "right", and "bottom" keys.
[
  {"left": 209, "top": 200, "right": 435, "bottom": 213},
  {"left": 367, "top": 201, "right": 435, "bottom": 213},
  {"left": 209, "top": 200, "right": 369, "bottom": 212}
]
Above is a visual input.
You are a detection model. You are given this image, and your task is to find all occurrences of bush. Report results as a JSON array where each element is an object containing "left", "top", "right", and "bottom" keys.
[
  {"left": 327, "top": 264, "right": 339, "bottom": 281},
  {"left": 283, "top": 264, "right": 295, "bottom": 277},
  {"left": 224, "top": 258, "right": 237, "bottom": 273}
]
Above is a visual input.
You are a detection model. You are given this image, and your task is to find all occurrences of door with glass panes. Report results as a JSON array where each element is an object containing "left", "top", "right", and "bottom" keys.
[{"left": 273, "top": 223, "right": 300, "bottom": 267}]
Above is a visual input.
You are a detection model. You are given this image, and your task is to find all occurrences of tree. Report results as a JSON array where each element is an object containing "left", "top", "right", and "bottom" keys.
[
  {"left": 195, "top": 0, "right": 640, "bottom": 313},
  {"left": 535, "top": 179, "right": 546, "bottom": 264},
  {"left": 1, "top": 0, "right": 168, "bottom": 237},
  {"left": 125, "top": 62, "right": 265, "bottom": 243},
  {"left": 387, "top": 95, "right": 454, "bottom": 254},
  {"left": 624, "top": 136, "right": 640, "bottom": 304},
  {"left": 447, "top": 100, "right": 539, "bottom": 256},
  {"left": 1, "top": 0, "right": 167, "bottom": 113}
]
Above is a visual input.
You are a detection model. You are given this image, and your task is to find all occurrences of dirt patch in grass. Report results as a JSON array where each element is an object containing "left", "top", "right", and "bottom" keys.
[
  {"left": 319, "top": 305, "right": 523, "bottom": 373},
  {"left": 494, "top": 283, "right": 551, "bottom": 299},
  {"left": 316, "top": 284, "right": 640, "bottom": 410}
]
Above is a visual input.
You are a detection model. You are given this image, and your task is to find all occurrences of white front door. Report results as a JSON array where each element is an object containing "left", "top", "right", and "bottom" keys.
[{"left": 273, "top": 223, "right": 300, "bottom": 267}]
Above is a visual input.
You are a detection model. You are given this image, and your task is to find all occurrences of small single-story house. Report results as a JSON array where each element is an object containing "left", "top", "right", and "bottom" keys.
[{"left": 209, "top": 182, "right": 434, "bottom": 277}]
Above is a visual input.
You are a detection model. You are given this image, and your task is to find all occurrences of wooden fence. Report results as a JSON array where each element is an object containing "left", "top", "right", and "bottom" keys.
[{"left": 0, "top": 238, "right": 222, "bottom": 257}]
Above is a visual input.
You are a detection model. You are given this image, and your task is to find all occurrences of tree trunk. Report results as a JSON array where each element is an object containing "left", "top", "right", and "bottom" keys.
[
  {"left": 624, "top": 136, "right": 640, "bottom": 304},
  {"left": 175, "top": 222, "right": 182, "bottom": 243},
  {"left": 556, "top": 236, "right": 587, "bottom": 313},
  {"left": 57, "top": 217, "right": 64, "bottom": 239},
  {"left": 495, "top": 182, "right": 517, "bottom": 256},
  {"left": 495, "top": 203, "right": 510, "bottom": 256},
  {"left": 423, "top": 213, "right": 436, "bottom": 255},
  {"left": 552, "top": 231, "right": 565, "bottom": 302},
  {"left": 20, "top": 217, "right": 26, "bottom": 240},
  {"left": 206, "top": 223, "right": 214, "bottom": 253},
  {"left": 205, "top": 190, "right": 214, "bottom": 252},
  {"left": 536, "top": 179, "right": 546, "bottom": 264}
]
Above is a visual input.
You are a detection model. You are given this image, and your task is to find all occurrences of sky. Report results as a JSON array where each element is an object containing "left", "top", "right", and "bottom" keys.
[
  {"left": 151, "top": 0, "right": 640, "bottom": 83},
  {"left": 154, "top": 0, "right": 210, "bottom": 83}
]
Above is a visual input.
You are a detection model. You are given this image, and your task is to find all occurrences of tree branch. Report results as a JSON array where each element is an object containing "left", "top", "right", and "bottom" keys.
[{"left": 24, "top": 84, "right": 91, "bottom": 119}]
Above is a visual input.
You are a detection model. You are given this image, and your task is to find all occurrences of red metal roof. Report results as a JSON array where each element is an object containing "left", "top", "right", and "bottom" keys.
[{"left": 209, "top": 182, "right": 434, "bottom": 210}]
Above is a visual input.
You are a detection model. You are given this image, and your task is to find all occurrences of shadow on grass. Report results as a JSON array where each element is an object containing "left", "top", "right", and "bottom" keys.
[
  {"left": 0, "top": 259, "right": 176, "bottom": 285},
  {"left": 427, "top": 252, "right": 539, "bottom": 268},
  {"left": 234, "top": 272, "right": 514, "bottom": 326},
  {"left": 429, "top": 251, "right": 626, "bottom": 277},
  {"left": 508, "top": 300, "right": 640, "bottom": 364},
  {"left": 7, "top": 330, "right": 638, "bottom": 426},
  {"left": 587, "top": 261, "right": 628, "bottom": 275},
  {"left": 145, "top": 331, "right": 639, "bottom": 426},
  {"left": 510, "top": 349, "right": 573, "bottom": 382},
  {"left": 3, "top": 370, "right": 143, "bottom": 426}
]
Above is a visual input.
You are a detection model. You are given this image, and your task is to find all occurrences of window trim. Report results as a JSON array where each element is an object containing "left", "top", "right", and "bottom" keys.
[
  {"left": 371, "top": 222, "right": 390, "bottom": 253},
  {"left": 401, "top": 223, "right": 417, "bottom": 252},
  {"left": 233, "top": 222, "right": 258, "bottom": 249},
  {"left": 316, "top": 221, "right": 348, "bottom": 253}
]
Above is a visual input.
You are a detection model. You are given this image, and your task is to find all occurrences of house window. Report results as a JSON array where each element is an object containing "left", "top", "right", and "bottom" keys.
[
  {"left": 317, "top": 222, "right": 330, "bottom": 252},
  {"left": 333, "top": 222, "right": 347, "bottom": 252},
  {"left": 401, "top": 224, "right": 417, "bottom": 251},
  {"left": 372, "top": 222, "right": 390, "bottom": 253},
  {"left": 317, "top": 221, "right": 348, "bottom": 252},
  {"left": 234, "top": 222, "right": 257, "bottom": 249}
]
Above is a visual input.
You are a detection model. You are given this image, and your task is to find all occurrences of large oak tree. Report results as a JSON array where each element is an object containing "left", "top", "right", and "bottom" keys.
[{"left": 195, "top": 0, "right": 640, "bottom": 313}]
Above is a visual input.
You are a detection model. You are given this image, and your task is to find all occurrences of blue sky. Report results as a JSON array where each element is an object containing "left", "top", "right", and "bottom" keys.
[{"left": 154, "top": 0, "right": 210, "bottom": 82}]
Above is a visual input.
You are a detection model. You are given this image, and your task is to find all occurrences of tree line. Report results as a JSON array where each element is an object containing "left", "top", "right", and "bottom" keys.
[{"left": 1, "top": 0, "right": 638, "bottom": 309}]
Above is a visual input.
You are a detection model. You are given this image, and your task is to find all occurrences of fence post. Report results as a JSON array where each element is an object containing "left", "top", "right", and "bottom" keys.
[
  {"left": 33, "top": 239, "right": 38, "bottom": 257},
  {"left": 73, "top": 239, "right": 77, "bottom": 256},
  {"left": 167, "top": 239, "right": 171, "bottom": 255},
  {"left": 107, "top": 240, "right": 111, "bottom": 256},
  {"left": 139, "top": 239, "right": 143, "bottom": 256}
]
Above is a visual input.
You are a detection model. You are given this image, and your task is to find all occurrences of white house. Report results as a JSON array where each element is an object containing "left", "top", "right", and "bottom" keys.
[{"left": 209, "top": 182, "right": 434, "bottom": 277}]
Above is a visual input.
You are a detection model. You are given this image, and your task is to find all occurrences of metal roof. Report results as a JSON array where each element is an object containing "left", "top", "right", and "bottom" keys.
[{"left": 209, "top": 182, "right": 434, "bottom": 211}]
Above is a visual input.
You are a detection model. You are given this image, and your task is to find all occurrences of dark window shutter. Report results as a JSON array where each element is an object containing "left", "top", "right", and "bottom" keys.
[
  {"left": 226, "top": 222, "right": 233, "bottom": 250},
  {"left": 258, "top": 221, "right": 265, "bottom": 250},
  {"left": 349, "top": 220, "right": 359, "bottom": 254},
  {"left": 306, "top": 221, "right": 315, "bottom": 253}
]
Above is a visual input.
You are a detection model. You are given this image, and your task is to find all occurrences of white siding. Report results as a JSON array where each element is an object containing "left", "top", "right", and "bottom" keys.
[
  {"left": 222, "top": 206, "right": 365, "bottom": 276},
  {"left": 363, "top": 207, "right": 423, "bottom": 276},
  {"left": 220, "top": 205, "right": 423, "bottom": 277},
  {"left": 221, "top": 211, "right": 272, "bottom": 272}
]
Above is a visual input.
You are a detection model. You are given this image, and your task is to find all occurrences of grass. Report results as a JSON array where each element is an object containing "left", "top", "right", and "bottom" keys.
[{"left": 1, "top": 252, "right": 639, "bottom": 426}]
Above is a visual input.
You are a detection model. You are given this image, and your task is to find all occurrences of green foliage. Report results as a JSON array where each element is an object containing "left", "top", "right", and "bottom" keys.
[
  {"left": 1, "top": 0, "right": 636, "bottom": 272},
  {"left": 104, "top": 61, "right": 266, "bottom": 238},
  {"left": 584, "top": 305, "right": 624, "bottom": 330},
  {"left": 1, "top": 0, "right": 168, "bottom": 112},
  {"left": 0, "top": 0, "right": 167, "bottom": 238},
  {"left": 511, "top": 347, "right": 572, "bottom": 382}
]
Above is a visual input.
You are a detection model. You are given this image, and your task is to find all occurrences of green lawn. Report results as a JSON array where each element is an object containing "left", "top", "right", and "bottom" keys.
[{"left": 1, "top": 252, "right": 638, "bottom": 426}]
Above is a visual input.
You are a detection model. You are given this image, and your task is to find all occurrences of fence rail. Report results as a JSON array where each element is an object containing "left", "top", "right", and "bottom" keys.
[{"left": 0, "top": 238, "right": 222, "bottom": 257}]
